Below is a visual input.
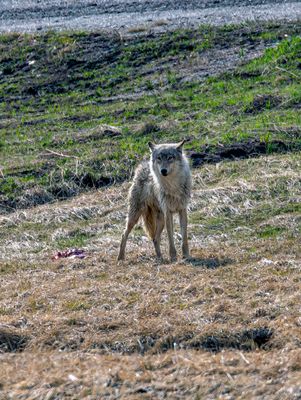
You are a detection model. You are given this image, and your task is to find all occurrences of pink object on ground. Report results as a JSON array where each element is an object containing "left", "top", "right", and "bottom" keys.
[{"left": 52, "top": 249, "right": 86, "bottom": 260}]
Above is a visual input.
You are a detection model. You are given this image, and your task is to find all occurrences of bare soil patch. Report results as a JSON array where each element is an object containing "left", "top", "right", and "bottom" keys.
[{"left": 189, "top": 138, "right": 291, "bottom": 166}]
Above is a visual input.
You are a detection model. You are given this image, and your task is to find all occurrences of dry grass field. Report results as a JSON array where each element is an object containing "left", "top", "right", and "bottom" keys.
[
  {"left": 1, "top": 19, "right": 301, "bottom": 399},
  {"left": 0, "top": 152, "right": 300, "bottom": 399}
]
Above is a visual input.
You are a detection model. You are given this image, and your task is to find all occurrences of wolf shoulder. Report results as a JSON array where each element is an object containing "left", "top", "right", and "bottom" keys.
[{"left": 128, "top": 161, "right": 157, "bottom": 205}]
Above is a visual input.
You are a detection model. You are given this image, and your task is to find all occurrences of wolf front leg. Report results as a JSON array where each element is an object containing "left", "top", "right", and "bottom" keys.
[
  {"left": 165, "top": 210, "right": 177, "bottom": 262},
  {"left": 179, "top": 208, "right": 189, "bottom": 259},
  {"left": 153, "top": 211, "right": 164, "bottom": 260}
]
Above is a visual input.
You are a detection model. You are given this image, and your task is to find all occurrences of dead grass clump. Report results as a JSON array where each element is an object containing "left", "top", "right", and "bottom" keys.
[
  {"left": 39, "top": 323, "right": 87, "bottom": 352},
  {"left": 151, "top": 20, "right": 169, "bottom": 27},
  {"left": 127, "top": 25, "right": 149, "bottom": 34},
  {"left": 72, "top": 125, "right": 122, "bottom": 144},
  {"left": 0, "top": 329, "right": 28, "bottom": 352},
  {"left": 134, "top": 120, "right": 160, "bottom": 136}
]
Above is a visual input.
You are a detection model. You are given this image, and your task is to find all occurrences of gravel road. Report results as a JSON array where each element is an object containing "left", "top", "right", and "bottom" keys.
[{"left": 1, "top": 0, "right": 301, "bottom": 33}]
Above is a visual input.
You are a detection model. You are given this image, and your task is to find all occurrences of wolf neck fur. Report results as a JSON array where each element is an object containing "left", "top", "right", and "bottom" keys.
[{"left": 150, "top": 159, "right": 190, "bottom": 212}]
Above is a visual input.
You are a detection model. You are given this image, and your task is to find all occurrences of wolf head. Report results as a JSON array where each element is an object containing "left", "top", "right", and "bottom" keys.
[{"left": 149, "top": 140, "right": 187, "bottom": 178}]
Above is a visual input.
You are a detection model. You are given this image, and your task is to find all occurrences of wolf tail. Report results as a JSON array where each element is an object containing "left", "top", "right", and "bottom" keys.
[{"left": 142, "top": 205, "right": 157, "bottom": 240}]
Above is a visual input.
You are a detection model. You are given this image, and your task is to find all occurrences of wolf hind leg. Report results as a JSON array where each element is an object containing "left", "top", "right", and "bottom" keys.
[
  {"left": 142, "top": 206, "right": 164, "bottom": 260},
  {"left": 117, "top": 208, "right": 142, "bottom": 261},
  {"left": 179, "top": 208, "right": 189, "bottom": 259},
  {"left": 142, "top": 205, "right": 156, "bottom": 239}
]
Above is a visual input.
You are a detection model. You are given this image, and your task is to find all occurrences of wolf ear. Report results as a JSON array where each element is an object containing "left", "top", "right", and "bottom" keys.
[
  {"left": 176, "top": 139, "right": 187, "bottom": 153},
  {"left": 148, "top": 141, "right": 155, "bottom": 151}
]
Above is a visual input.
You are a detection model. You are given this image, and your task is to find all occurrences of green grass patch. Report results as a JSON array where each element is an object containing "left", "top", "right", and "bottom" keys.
[
  {"left": 258, "top": 226, "right": 286, "bottom": 238},
  {"left": 64, "top": 300, "right": 92, "bottom": 311},
  {"left": 1, "top": 22, "right": 301, "bottom": 211},
  {"left": 55, "top": 230, "right": 94, "bottom": 249},
  {"left": 0, "top": 261, "right": 36, "bottom": 275}
]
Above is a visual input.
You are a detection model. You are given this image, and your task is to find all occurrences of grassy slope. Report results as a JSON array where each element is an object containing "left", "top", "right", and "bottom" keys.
[
  {"left": 0, "top": 21, "right": 301, "bottom": 211},
  {"left": 0, "top": 21, "right": 301, "bottom": 399}
]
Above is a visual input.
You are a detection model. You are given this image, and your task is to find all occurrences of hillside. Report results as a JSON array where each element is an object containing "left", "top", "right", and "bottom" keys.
[
  {"left": 1, "top": 21, "right": 301, "bottom": 212},
  {"left": 0, "top": 21, "right": 300, "bottom": 399}
]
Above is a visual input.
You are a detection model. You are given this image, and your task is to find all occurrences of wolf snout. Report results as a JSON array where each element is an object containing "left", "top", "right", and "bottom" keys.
[{"left": 161, "top": 168, "right": 168, "bottom": 176}]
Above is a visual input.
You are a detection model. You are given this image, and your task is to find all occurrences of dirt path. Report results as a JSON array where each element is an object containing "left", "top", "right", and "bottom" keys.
[{"left": 1, "top": 0, "right": 301, "bottom": 33}]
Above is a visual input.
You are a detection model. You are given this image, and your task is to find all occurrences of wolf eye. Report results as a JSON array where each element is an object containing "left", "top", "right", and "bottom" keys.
[
  {"left": 157, "top": 155, "right": 162, "bottom": 161},
  {"left": 167, "top": 155, "right": 174, "bottom": 161}
]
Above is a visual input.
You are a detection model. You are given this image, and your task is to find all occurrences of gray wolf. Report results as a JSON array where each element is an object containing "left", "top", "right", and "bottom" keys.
[{"left": 117, "top": 140, "right": 191, "bottom": 262}]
